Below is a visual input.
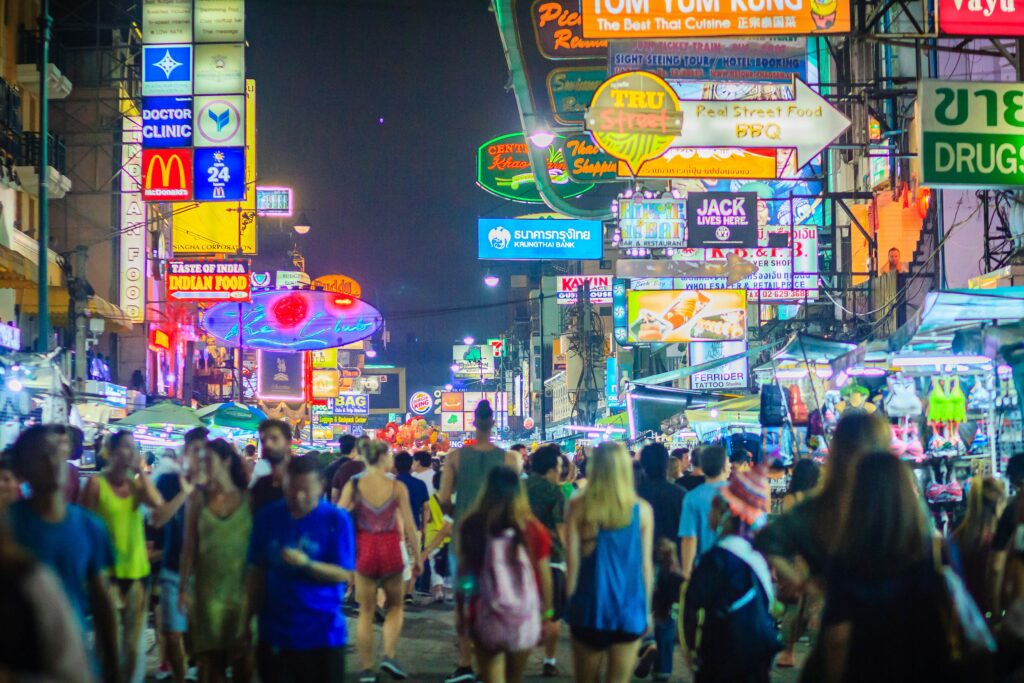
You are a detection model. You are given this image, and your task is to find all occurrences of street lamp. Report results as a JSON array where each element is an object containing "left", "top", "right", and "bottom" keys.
[
  {"left": 450, "top": 363, "right": 460, "bottom": 373},
  {"left": 483, "top": 272, "right": 500, "bottom": 288},
  {"left": 528, "top": 130, "right": 556, "bottom": 148},
  {"left": 365, "top": 348, "right": 377, "bottom": 359},
  {"left": 463, "top": 336, "right": 474, "bottom": 345},
  {"left": 293, "top": 212, "right": 311, "bottom": 235}
]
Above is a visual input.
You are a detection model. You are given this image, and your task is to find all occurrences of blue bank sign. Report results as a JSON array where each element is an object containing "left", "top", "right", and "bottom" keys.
[
  {"left": 142, "top": 96, "right": 193, "bottom": 148},
  {"left": 194, "top": 147, "right": 245, "bottom": 201},
  {"left": 142, "top": 45, "right": 192, "bottom": 96},
  {"left": 478, "top": 218, "right": 603, "bottom": 260}
]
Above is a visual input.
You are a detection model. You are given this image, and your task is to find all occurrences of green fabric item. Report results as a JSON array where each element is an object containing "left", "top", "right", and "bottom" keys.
[
  {"left": 95, "top": 476, "right": 150, "bottom": 580},
  {"left": 526, "top": 475, "right": 565, "bottom": 563},
  {"left": 191, "top": 497, "right": 252, "bottom": 654}
]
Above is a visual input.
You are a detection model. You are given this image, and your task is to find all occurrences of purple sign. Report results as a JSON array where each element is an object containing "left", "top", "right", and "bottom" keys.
[{"left": 201, "top": 289, "right": 383, "bottom": 351}]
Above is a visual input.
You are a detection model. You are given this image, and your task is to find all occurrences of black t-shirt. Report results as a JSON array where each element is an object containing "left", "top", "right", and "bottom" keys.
[
  {"left": 676, "top": 474, "right": 706, "bottom": 492},
  {"left": 156, "top": 473, "right": 184, "bottom": 572},
  {"left": 322, "top": 456, "right": 350, "bottom": 499},
  {"left": 251, "top": 475, "right": 284, "bottom": 515},
  {"left": 636, "top": 478, "right": 685, "bottom": 549},
  {"left": 994, "top": 497, "right": 1019, "bottom": 552}
]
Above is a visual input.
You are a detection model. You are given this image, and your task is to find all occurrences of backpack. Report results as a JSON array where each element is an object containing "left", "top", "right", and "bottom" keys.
[
  {"left": 760, "top": 384, "right": 785, "bottom": 427},
  {"left": 471, "top": 528, "right": 542, "bottom": 652}
]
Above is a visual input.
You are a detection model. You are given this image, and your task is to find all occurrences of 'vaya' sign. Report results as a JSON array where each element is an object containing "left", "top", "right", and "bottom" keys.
[{"left": 920, "top": 80, "right": 1024, "bottom": 187}]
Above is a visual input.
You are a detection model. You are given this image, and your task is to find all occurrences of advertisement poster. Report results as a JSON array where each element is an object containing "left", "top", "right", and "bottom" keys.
[
  {"left": 143, "top": 0, "right": 192, "bottom": 44},
  {"left": 555, "top": 275, "right": 614, "bottom": 305},
  {"left": 452, "top": 345, "right": 496, "bottom": 379},
  {"left": 476, "top": 132, "right": 593, "bottom": 203},
  {"left": 478, "top": 217, "right": 603, "bottom": 260},
  {"left": 686, "top": 192, "right": 758, "bottom": 248},
  {"left": 141, "top": 96, "right": 193, "bottom": 148},
  {"left": 919, "top": 80, "right": 1024, "bottom": 187},
  {"left": 142, "top": 148, "right": 193, "bottom": 201},
  {"left": 336, "top": 393, "right": 370, "bottom": 416},
  {"left": 194, "top": 43, "right": 245, "bottom": 95},
  {"left": 166, "top": 260, "right": 250, "bottom": 302},
  {"left": 627, "top": 290, "right": 747, "bottom": 343},
  {"left": 547, "top": 67, "right": 606, "bottom": 125},
  {"left": 938, "top": 0, "right": 1024, "bottom": 36},
  {"left": 618, "top": 198, "right": 686, "bottom": 248},
  {"left": 311, "top": 370, "right": 340, "bottom": 399},
  {"left": 257, "top": 351, "right": 305, "bottom": 401},
  {"left": 141, "top": 44, "right": 192, "bottom": 96},
  {"left": 194, "top": 95, "right": 245, "bottom": 147},
  {"left": 194, "top": 0, "right": 245, "bottom": 42},
  {"left": 581, "top": 0, "right": 851, "bottom": 39},
  {"left": 690, "top": 341, "right": 749, "bottom": 390},
  {"left": 609, "top": 37, "right": 807, "bottom": 82},
  {"left": 562, "top": 133, "right": 618, "bottom": 182},
  {"left": 532, "top": 0, "right": 608, "bottom": 58},
  {"left": 440, "top": 392, "right": 509, "bottom": 433}
]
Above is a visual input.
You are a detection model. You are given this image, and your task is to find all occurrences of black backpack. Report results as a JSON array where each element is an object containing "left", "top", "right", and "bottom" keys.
[{"left": 760, "top": 384, "right": 786, "bottom": 427}]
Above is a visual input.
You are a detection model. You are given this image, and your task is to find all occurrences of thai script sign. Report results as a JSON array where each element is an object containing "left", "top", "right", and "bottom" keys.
[
  {"left": 478, "top": 217, "right": 604, "bottom": 260},
  {"left": 562, "top": 133, "right": 618, "bottom": 182},
  {"left": 476, "top": 132, "right": 594, "bottom": 203}
]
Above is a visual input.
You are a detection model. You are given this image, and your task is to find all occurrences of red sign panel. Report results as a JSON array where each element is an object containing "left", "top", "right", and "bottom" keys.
[
  {"left": 141, "top": 148, "right": 193, "bottom": 201},
  {"left": 166, "top": 260, "right": 250, "bottom": 302},
  {"left": 938, "top": 0, "right": 1024, "bottom": 35}
]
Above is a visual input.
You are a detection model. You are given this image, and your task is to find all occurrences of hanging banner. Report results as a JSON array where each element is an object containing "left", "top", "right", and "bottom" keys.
[
  {"left": 919, "top": 80, "right": 1024, "bottom": 187},
  {"left": 581, "top": 0, "right": 851, "bottom": 39},
  {"left": 532, "top": 0, "right": 609, "bottom": 58},
  {"left": 690, "top": 341, "right": 749, "bottom": 390},
  {"left": 938, "top": 0, "right": 1024, "bottom": 36},
  {"left": 547, "top": 67, "right": 606, "bottom": 125},
  {"left": 609, "top": 37, "right": 807, "bottom": 82},
  {"left": 476, "top": 132, "right": 594, "bottom": 203},
  {"left": 120, "top": 111, "right": 146, "bottom": 323},
  {"left": 562, "top": 133, "right": 618, "bottom": 182},
  {"left": 627, "top": 289, "right": 747, "bottom": 343},
  {"left": 166, "top": 260, "right": 250, "bottom": 302},
  {"left": 686, "top": 192, "right": 758, "bottom": 248}
]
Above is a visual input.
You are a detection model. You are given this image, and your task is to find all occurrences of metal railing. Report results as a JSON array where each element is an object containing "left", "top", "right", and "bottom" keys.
[{"left": 20, "top": 131, "right": 66, "bottom": 176}]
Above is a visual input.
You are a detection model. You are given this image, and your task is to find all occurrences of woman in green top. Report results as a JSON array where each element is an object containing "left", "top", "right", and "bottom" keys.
[
  {"left": 180, "top": 439, "right": 253, "bottom": 683},
  {"left": 82, "top": 430, "right": 192, "bottom": 683}
]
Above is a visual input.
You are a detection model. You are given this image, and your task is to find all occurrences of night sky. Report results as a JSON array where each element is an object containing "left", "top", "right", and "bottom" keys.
[{"left": 248, "top": 0, "right": 515, "bottom": 388}]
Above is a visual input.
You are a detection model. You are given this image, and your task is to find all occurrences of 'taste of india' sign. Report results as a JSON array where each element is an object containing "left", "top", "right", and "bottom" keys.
[{"left": 585, "top": 71, "right": 683, "bottom": 175}]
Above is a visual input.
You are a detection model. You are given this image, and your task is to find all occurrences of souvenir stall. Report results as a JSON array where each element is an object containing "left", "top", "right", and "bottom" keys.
[
  {"left": 624, "top": 382, "right": 738, "bottom": 442},
  {"left": 112, "top": 400, "right": 206, "bottom": 452},
  {"left": 0, "top": 352, "right": 71, "bottom": 448},
  {"left": 832, "top": 288, "right": 1024, "bottom": 533},
  {"left": 196, "top": 401, "right": 267, "bottom": 447}
]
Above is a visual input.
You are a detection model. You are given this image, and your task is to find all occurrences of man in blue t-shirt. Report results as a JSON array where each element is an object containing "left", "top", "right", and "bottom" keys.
[
  {"left": 678, "top": 445, "right": 732, "bottom": 580},
  {"left": 8, "top": 424, "right": 118, "bottom": 682},
  {"left": 395, "top": 451, "right": 429, "bottom": 604},
  {"left": 246, "top": 454, "right": 355, "bottom": 683}
]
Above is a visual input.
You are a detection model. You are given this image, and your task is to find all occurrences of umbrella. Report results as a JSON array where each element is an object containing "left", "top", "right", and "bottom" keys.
[
  {"left": 196, "top": 402, "right": 268, "bottom": 431},
  {"left": 113, "top": 401, "right": 205, "bottom": 428}
]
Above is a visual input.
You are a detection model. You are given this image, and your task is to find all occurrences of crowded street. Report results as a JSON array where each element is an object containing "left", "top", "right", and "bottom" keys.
[{"left": 2, "top": 0, "right": 1024, "bottom": 682}]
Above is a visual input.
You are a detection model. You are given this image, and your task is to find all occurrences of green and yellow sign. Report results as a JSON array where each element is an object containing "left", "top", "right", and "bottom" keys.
[
  {"left": 546, "top": 67, "right": 606, "bottom": 126},
  {"left": 921, "top": 79, "right": 1024, "bottom": 187},
  {"left": 561, "top": 133, "right": 618, "bottom": 183},
  {"left": 476, "top": 132, "right": 594, "bottom": 203}
]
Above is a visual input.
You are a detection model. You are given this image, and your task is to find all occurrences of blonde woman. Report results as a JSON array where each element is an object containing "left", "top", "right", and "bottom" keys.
[
  {"left": 338, "top": 440, "right": 422, "bottom": 682},
  {"left": 565, "top": 442, "right": 654, "bottom": 683}
]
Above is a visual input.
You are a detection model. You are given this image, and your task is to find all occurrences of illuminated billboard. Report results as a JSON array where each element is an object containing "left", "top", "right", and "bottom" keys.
[
  {"left": 617, "top": 198, "right": 685, "bottom": 248},
  {"left": 452, "top": 345, "right": 496, "bottom": 379},
  {"left": 939, "top": 0, "right": 1024, "bottom": 36},
  {"left": 476, "top": 132, "right": 594, "bottom": 203},
  {"left": 166, "top": 260, "right": 250, "bottom": 302},
  {"left": 120, "top": 109, "right": 146, "bottom": 323},
  {"left": 626, "top": 290, "right": 747, "bottom": 343},
  {"left": 690, "top": 341, "right": 749, "bottom": 391},
  {"left": 440, "top": 391, "right": 509, "bottom": 433},
  {"left": 478, "top": 217, "right": 603, "bottom": 260},
  {"left": 142, "top": 148, "right": 193, "bottom": 200},
  {"left": 555, "top": 275, "right": 614, "bottom": 305},
  {"left": 257, "top": 350, "right": 305, "bottom": 401},
  {"left": 201, "top": 289, "right": 383, "bottom": 351}
]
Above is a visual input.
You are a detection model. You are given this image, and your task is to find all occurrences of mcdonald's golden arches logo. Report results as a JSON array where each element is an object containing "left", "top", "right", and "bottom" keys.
[{"left": 141, "top": 148, "right": 193, "bottom": 201}]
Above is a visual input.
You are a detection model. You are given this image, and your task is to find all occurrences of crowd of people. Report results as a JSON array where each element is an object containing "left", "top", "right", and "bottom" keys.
[{"left": 3, "top": 404, "right": 1024, "bottom": 681}]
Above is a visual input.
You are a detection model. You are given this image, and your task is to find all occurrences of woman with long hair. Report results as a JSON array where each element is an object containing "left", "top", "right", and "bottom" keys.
[
  {"left": 457, "top": 466, "right": 554, "bottom": 683},
  {"left": 565, "top": 442, "right": 654, "bottom": 683},
  {"left": 338, "top": 440, "right": 422, "bottom": 683},
  {"left": 180, "top": 439, "right": 253, "bottom": 683},
  {"left": 781, "top": 459, "right": 820, "bottom": 513},
  {"left": 81, "top": 430, "right": 192, "bottom": 682},
  {"left": 819, "top": 454, "right": 959, "bottom": 682},
  {"left": 952, "top": 475, "right": 1005, "bottom": 615}
]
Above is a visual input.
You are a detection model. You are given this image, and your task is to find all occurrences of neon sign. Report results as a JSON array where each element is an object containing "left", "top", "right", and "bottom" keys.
[{"left": 201, "top": 289, "right": 383, "bottom": 351}]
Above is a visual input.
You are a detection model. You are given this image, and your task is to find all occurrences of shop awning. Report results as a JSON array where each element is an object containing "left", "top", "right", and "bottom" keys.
[
  {"left": 632, "top": 342, "right": 776, "bottom": 387},
  {"left": 889, "top": 288, "right": 1024, "bottom": 353},
  {"left": 772, "top": 335, "right": 857, "bottom": 364},
  {"left": 16, "top": 290, "right": 134, "bottom": 334}
]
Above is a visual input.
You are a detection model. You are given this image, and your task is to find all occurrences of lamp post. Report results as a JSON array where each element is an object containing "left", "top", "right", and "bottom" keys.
[
  {"left": 291, "top": 212, "right": 311, "bottom": 272},
  {"left": 36, "top": 0, "right": 51, "bottom": 352}
]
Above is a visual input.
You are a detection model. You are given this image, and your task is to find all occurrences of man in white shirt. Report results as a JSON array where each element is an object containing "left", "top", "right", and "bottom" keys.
[{"left": 411, "top": 450, "right": 436, "bottom": 495}]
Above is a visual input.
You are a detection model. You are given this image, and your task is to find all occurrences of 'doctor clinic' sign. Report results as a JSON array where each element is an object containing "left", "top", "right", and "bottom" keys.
[
  {"left": 920, "top": 80, "right": 1024, "bottom": 187},
  {"left": 478, "top": 217, "right": 603, "bottom": 260}
]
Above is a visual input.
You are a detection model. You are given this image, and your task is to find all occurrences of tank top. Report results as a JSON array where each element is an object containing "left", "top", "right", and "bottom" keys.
[
  {"left": 566, "top": 503, "right": 647, "bottom": 635},
  {"left": 352, "top": 475, "right": 400, "bottom": 534},
  {"left": 193, "top": 493, "right": 252, "bottom": 654},
  {"left": 452, "top": 445, "right": 507, "bottom": 523},
  {"left": 94, "top": 475, "right": 150, "bottom": 580},
  {"left": 425, "top": 494, "right": 450, "bottom": 548}
]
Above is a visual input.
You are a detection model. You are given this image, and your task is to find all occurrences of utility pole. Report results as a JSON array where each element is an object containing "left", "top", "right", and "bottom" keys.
[
  {"left": 36, "top": 0, "right": 51, "bottom": 352},
  {"left": 538, "top": 264, "right": 546, "bottom": 441}
]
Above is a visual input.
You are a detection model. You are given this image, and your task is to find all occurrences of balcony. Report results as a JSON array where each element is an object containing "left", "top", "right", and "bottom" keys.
[
  {"left": 15, "top": 29, "right": 71, "bottom": 100},
  {"left": 14, "top": 131, "right": 71, "bottom": 199}
]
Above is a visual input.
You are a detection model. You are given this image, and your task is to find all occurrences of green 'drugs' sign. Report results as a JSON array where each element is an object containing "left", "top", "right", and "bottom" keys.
[
  {"left": 921, "top": 80, "right": 1024, "bottom": 187},
  {"left": 476, "top": 132, "right": 594, "bottom": 203}
]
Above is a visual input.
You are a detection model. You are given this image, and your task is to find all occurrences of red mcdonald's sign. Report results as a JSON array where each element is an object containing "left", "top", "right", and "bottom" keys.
[{"left": 141, "top": 148, "right": 193, "bottom": 201}]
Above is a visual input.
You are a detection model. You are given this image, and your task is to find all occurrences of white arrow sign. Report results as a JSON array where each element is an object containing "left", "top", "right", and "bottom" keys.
[{"left": 670, "top": 78, "right": 850, "bottom": 169}]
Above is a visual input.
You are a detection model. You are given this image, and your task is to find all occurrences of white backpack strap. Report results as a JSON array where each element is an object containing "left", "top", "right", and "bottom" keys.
[{"left": 717, "top": 536, "right": 775, "bottom": 607}]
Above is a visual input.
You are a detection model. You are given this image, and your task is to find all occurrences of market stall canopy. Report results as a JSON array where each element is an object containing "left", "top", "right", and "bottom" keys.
[
  {"left": 113, "top": 401, "right": 204, "bottom": 428},
  {"left": 686, "top": 395, "right": 761, "bottom": 424},
  {"left": 197, "top": 402, "right": 268, "bottom": 431},
  {"left": 890, "top": 288, "right": 1024, "bottom": 353},
  {"left": 596, "top": 412, "right": 628, "bottom": 427},
  {"left": 772, "top": 335, "right": 857, "bottom": 364},
  {"left": 632, "top": 342, "right": 776, "bottom": 387}
]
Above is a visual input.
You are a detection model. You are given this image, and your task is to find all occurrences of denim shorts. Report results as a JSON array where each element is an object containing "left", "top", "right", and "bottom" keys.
[{"left": 159, "top": 568, "right": 188, "bottom": 634}]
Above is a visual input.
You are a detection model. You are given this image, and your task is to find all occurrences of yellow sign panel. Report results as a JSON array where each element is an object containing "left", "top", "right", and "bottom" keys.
[
  {"left": 311, "top": 370, "right": 340, "bottom": 399},
  {"left": 627, "top": 290, "right": 747, "bottom": 343},
  {"left": 171, "top": 79, "right": 257, "bottom": 254},
  {"left": 311, "top": 348, "right": 338, "bottom": 369},
  {"left": 621, "top": 149, "right": 779, "bottom": 180}
]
